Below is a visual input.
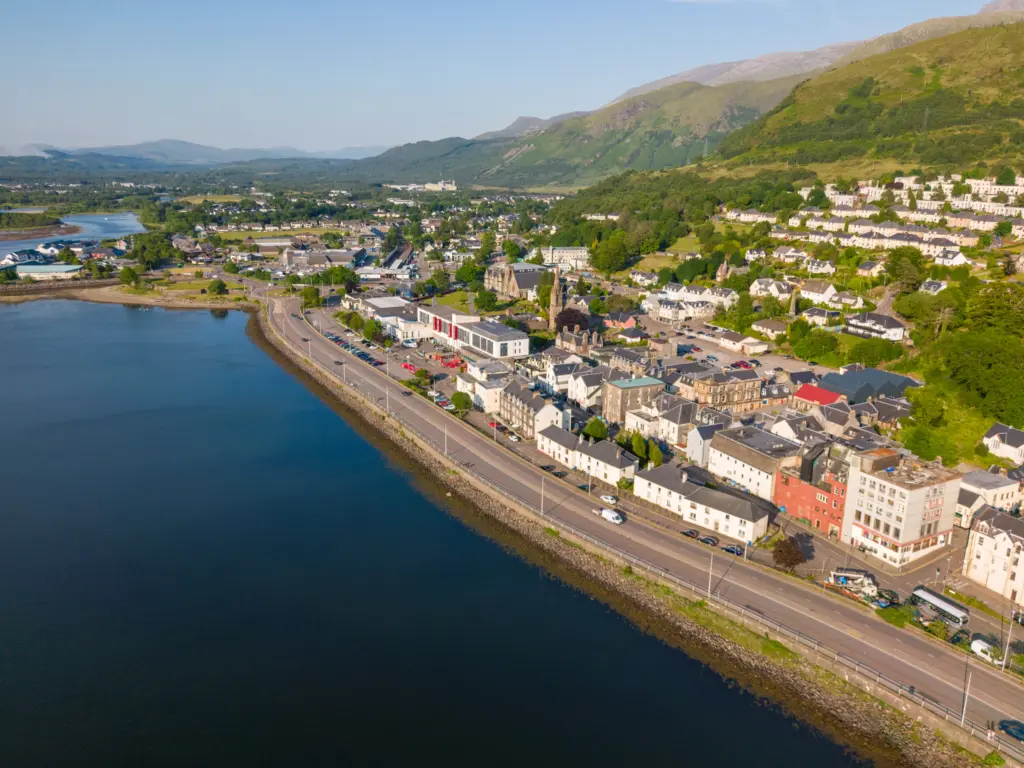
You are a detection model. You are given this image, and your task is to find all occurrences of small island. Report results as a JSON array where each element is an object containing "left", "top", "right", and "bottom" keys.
[{"left": 0, "top": 211, "right": 81, "bottom": 241}]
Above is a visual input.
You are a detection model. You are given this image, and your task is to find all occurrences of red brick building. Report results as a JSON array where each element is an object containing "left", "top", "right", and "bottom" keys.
[{"left": 773, "top": 443, "right": 851, "bottom": 538}]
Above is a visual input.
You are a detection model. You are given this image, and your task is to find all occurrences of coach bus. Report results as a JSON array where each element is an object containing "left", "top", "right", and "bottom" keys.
[{"left": 910, "top": 586, "right": 969, "bottom": 627}]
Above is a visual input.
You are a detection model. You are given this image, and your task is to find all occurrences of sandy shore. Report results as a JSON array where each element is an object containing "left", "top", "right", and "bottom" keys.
[{"left": 1, "top": 283, "right": 257, "bottom": 311}]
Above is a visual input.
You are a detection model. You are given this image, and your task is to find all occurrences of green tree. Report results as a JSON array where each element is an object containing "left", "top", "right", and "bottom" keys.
[
  {"left": 223, "top": 261, "right": 239, "bottom": 274},
  {"left": 588, "top": 297, "right": 607, "bottom": 314},
  {"left": 502, "top": 239, "right": 523, "bottom": 261},
  {"left": 363, "top": 318, "right": 383, "bottom": 342},
  {"left": 885, "top": 247, "right": 925, "bottom": 294},
  {"left": 451, "top": 391, "right": 473, "bottom": 413},
  {"left": 119, "top": 267, "right": 139, "bottom": 286},
  {"left": 631, "top": 432, "right": 648, "bottom": 466},
  {"left": 995, "top": 221, "right": 1013, "bottom": 238},
  {"left": 208, "top": 279, "right": 228, "bottom": 296},
  {"left": 590, "top": 229, "right": 631, "bottom": 274},
  {"left": 429, "top": 268, "right": 450, "bottom": 292},
  {"left": 996, "top": 166, "right": 1017, "bottom": 186},
  {"left": 301, "top": 285, "right": 321, "bottom": 308},
  {"left": 582, "top": 418, "right": 608, "bottom": 441},
  {"left": 649, "top": 442, "right": 664, "bottom": 468},
  {"left": 475, "top": 289, "right": 498, "bottom": 311}
]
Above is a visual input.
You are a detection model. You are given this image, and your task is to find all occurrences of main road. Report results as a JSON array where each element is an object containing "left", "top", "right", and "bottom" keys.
[{"left": 261, "top": 290, "right": 1023, "bottom": 745}]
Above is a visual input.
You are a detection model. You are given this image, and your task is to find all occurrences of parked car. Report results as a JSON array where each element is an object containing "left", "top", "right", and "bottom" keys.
[
  {"left": 971, "top": 638, "right": 999, "bottom": 664},
  {"left": 748, "top": 359, "right": 761, "bottom": 368},
  {"left": 539, "top": 465, "right": 555, "bottom": 472},
  {"left": 699, "top": 536, "right": 719, "bottom": 546},
  {"left": 722, "top": 544, "right": 744, "bottom": 556},
  {"left": 999, "top": 720, "right": 1024, "bottom": 742},
  {"left": 683, "top": 529, "right": 699, "bottom": 539},
  {"left": 593, "top": 508, "right": 624, "bottom": 525},
  {"left": 507, "top": 434, "right": 521, "bottom": 442},
  {"left": 552, "top": 471, "right": 567, "bottom": 479},
  {"left": 401, "top": 363, "right": 417, "bottom": 372},
  {"left": 599, "top": 495, "right": 618, "bottom": 505},
  {"left": 706, "top": 355, "right": 717, "bottom": 362}
]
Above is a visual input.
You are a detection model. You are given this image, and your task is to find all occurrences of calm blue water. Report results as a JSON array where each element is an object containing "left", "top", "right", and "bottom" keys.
[
  {"left": 0, "top": 301, "right": 865, "bottom": 767},
  {"left": 1, "top": 212, "right": 146, "bottom": 253}
]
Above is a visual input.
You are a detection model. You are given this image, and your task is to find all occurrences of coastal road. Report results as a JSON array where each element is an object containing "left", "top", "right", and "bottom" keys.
[{"left": 266, "top": 296, "right": 1024, "bottom": 741}]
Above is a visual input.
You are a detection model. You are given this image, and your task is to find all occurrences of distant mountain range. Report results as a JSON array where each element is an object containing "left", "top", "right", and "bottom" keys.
[
  {"left": 0, "top": 139, "right": 387, "bottom": 165},
  {"left": 5, "top": 2, "right": 1024, "bottom": 189}
]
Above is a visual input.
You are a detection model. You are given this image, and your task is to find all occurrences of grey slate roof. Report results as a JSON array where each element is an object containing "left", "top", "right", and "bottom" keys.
[
  {"left": 637, "top": 464, "right": 768, "bottom": 523},
  {"left": 538, "top": 425, "right": 577, "bottom": 451}
]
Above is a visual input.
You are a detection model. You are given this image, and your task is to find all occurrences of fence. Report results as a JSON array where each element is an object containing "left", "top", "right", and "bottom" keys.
[{"left": 278, "top": 305, "right": 1024, "bottom": 763}]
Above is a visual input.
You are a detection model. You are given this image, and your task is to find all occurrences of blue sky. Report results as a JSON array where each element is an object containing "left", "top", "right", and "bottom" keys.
[{"left": 0, "top": 0, "right": 991, "bottom": 151}]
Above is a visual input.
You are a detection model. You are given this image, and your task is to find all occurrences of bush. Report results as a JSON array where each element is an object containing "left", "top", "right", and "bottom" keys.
[
  {"left": 451, "top": 392, "right": 473, "bottom": 413},
  {"left": 876, "top": 604, "right": 915, "bottom": 627},
  {"left": 772, "top": 537, "right": 807, "bottom": 571}
]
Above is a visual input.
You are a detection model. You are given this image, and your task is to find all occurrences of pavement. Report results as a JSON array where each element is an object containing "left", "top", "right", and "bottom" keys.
[{"left": 254, "top": 286, "right": 1024, "bottom": 741}]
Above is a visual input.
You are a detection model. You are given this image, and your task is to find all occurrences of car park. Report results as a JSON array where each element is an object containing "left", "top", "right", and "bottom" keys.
[
  {"left": 699, "top": 536, "right": 719, "bottom": 546},
  {"left": 683, "top": 529, "right": 699, "bottom": 539}
]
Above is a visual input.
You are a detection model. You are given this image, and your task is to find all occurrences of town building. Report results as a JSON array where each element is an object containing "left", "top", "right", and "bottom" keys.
[
  {"left": 774, "top": 443, "right": 851, "bottom": 538},
  {"left": 601, "top": 376, "right": 665, "bottom": 425},
  {"left": 818, "top": 367, "right": 918, "bottom": 404},
  {"left": 484, "top": 262, "right": 547, "bottom": 300},
  {"left": 685, "top": 369, "right": 763, "bottom": 414},
  {"left": 799, "top": 280, "right": 837, "bottom": 305},
  {"left": 844, "top": 312, "right": 907, "bottom": 342},
  {"left": 960, "top": 470, "right": 1023, "bottom": 517},
  {"left": 536, "top": 429, "right": 639, "bottom": 486},
  {"left": 634, "top": 465, "right": 770, "bottom": 542},
  {"left": 416, "top": 304, "right": 530, "bottom": 360},
  {"left": 842, "top": 448, "right": 961, "bottom": 567},
  {"left": 455, "top": 358, "right": 512, "bottom": 413},
  {"left": 708, "top": 427, "right": 802, "bottom": 501},
  {"left": 792, "top": 384, "right": 844, "bottom": 412},
  {"left": 751, "top": 319, "right": 788, "bottom": 340},
  {"left": 497, "top": 380, "right": 568, "bottom": 439},
  {"left": 15, "top": 264, "right": 83, "bottom": 281},
  {"left": 962, "top": 506, "right": 1024, "bottom": 609},
  {"left": 983, "top": 423, "right": 1024, "bottom": 464}
]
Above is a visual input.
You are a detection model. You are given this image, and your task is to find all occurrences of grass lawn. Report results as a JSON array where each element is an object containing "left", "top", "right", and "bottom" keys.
[
  {"left": 612, "top": 251, "right": 678, "bottom": 278},
  {"left": 165, "top": 279, "right": 245, "bottom": 291},
  {"left": 178, "top": 194, "right": 243, "bottom": 204},
  {"left": 437, "top": 290, "right": 523, "bottom": 316},
  {"left": 216, "top": 228, "right": 345, "bottom": 242}
]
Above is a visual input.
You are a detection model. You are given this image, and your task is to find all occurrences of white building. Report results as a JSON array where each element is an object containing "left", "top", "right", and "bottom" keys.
[
  {"left": 845, "top": 312, "right": 906, "bottom": 343},
  {"left": 799, "top": 280, "right": 837, "bottom": 305},
  {"left": 843, "top": 448, "right": 961, "bottom": 567},
  {"left": 983, "top": 423, "right": 1024, "bottom": 464},
  {"left": 634, "top": 465, "right": 769, "bottom": 543},
  {"left": 416, "top": 305, "right": 529, "bottom": 360},
  {"left": 960, "top": 470, "right": 1023, "bottom": 515},
  {"left": 707, "top": 427, "right": 801, "bottom": 501},
  {"left": 536, "top": 428, "right": 639, "bottom": 486},
  {"left": 962, "top": 506, "right": 1024, "bottom": 609}
]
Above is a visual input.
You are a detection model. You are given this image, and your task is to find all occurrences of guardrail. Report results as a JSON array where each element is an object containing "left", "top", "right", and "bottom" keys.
[{"left": 280, "top": 303, "right": 1024, "bottom": 763}]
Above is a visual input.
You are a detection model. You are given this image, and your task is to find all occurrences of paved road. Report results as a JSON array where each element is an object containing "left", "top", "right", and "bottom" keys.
[{"left": 260, "top": 292, "right": 1024, "bottom": 739}]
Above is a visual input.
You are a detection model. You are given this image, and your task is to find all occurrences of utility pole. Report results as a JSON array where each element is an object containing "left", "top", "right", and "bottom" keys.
[
  {"left": 1002, "top": 611, "right": 1015, "bottom": 672},
  {"left": 541, "top": 476, "right": 545, "bottom": 516},
  {"left": 444, "top": 422, "right": 448, "bottom": 458},
  {"left": 961, "top": 670, "right": 972, "bottom": 727}
]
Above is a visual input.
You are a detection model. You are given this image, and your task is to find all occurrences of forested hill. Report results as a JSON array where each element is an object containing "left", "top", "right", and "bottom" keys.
[{"left": 718, "top": 22, "right": 1024, "bottom": 173}]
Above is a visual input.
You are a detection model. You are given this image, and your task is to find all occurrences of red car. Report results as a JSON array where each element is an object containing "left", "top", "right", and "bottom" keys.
[{"left": 401, "top": 363, "right": 417, "bottom": 372}]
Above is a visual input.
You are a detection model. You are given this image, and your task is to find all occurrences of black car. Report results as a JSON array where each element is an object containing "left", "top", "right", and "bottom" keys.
[
  {"left": 300, "top": 337, "right": 309, "bottom": 342},
  {"left": 552, "top": 471, "right": 568, "bottom": 479},
  {"left": 579, "top": 484, "right": 591, "bottom": 492},
  {"left": 539, "top": 465, "right": 556, "bottom": 472},
  {"left": 999, "top": 720, "right": 1024, "bottom": 742},
  {"left": 683, "top": 529, "right": 699, "bottom": 539},
  {"left": 699, "top": 536, "right": 719, "bottom": 546},
  {"left": 722, "top": 544, "right": 744, "bottom": 556}
]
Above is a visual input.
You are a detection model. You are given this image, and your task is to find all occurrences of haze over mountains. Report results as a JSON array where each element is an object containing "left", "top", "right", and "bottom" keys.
[{"left": 4, "top": 1, "right": 1024, "bottom": 190}]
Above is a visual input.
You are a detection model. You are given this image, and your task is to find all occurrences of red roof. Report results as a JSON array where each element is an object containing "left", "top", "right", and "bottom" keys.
[{"left": 794, "top": 384, "right": 842, "bottom": 406}]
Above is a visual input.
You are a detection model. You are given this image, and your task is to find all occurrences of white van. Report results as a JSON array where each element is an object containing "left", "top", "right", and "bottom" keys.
[
  {"left": 593, "top": 508, "right": 624, "bottom": 525},
  {"left": 971, "top": 638, "right": 999, "bottom": 665}
]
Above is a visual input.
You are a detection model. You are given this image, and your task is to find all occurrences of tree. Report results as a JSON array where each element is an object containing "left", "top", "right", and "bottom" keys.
[
  {"left": 590, "top": 229, "right": 631, "bottom": 274},
  {"left": 223, "top": 261, "right": 239, "bottom": 274},
  {"left": 582, "top": 418, "right": 608, "bottom": 441},
  {"left": 885, "top": 247, "right": 925, "bottom": 294},
  {"left": 537, "top": 271, "right": 555, "bottom": 309},
  {"left": 429, "top": 269, "right": 450, "bottom": 292},
  {"left": 649, "top": 442, "right": 664, "bottom": 468},
  {"left": 451, "top": 392, "right": 473, "bottom": 413},
  {"left": 474, "top": 289, "right": 498, "bottom": 311},
  {"left": 208, "top": 279, "right": 228, "bottom": 296},
  {"left": 502, "top": 240, "right": 523, "bottom": 261},
  {"left": 554, "top": 308, "right": 588, "bottom": 331},
  {"left": 574, "top": 278, "right": 592, "bottom": 296},
  {"left": 301, "top": 285, "right": 321, "bottom": 308},
  {"left": 995, "top": 221, "right": 1013, "bottom": 238},
  {"left": 631, "top": 432, "right": 648, "bottom": 466},
  {"left": 119, "top": 266, "right": 140, "bottom": 286},
  {"left": 606, "top": 294, "right": 638, "bottom": 313},
  {"left": 588, "top": 297, "right": 607, "bottom": 314},
  {"left": 996, "top": 166, "right": 1017, "bottom": 187},
  {"left": 772, "top": 537, "right": 807, "bottom": 571},
  {"left": 363, "top": 318, "right": 383, "bottom": 342}
]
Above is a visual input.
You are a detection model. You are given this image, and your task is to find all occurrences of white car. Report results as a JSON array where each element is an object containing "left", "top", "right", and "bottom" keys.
[
  {"left": 592, "top": 508, "right": 624, "bottom": 525},
  {"left": 600, "top": 495, "right": 618, "bottom": 505},
  {"left": 507, "top": 434, "right": 521, "bottom": 443},
  {"left": 427, "top": 390, "right": 440, "bottom": 398}
]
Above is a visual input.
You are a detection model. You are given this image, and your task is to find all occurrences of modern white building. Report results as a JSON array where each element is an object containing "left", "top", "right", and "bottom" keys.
[
  {"left": 845, "top": 312, "right": 906, "bottom": 343},
  {"left": 962, "top": 506, "right": 1024, "bottom": 609},
  {"left": 843, "top": 448, "right": 961, "bottom": 567},
  {"left": 634, "top": 465, "right": 769, "bottom": 543},
  {"left": 960, "top": 470, "right": 1023, "bottom": 516},
  {"left": 416, "top": 304, "right": 529, "bottom": 360}
]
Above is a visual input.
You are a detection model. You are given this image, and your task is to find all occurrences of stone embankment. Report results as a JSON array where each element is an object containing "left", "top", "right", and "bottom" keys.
[{"left": 253, "top": 305, "right": 1010, "bottom": 768}]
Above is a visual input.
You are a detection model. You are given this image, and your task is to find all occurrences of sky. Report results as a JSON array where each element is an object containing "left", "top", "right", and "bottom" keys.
[{"left": 0, "top": 0, "right": 993, "bottom": 152}]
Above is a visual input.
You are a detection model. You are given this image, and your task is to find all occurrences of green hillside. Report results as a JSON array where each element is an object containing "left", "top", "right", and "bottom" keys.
[
  {"left": 483, "top": 75, "right": 807, "bottom": 188},
  {"left": 331, "top": 75, "right": 806, "bottom": 189},
  {"left": 719, "top": 22, "right": 1024, "bottom": 172}
]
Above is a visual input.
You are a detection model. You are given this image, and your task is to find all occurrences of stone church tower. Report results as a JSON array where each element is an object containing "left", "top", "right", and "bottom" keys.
[{"left": 548, "top": 266, "right": 565, "bottom": 331}]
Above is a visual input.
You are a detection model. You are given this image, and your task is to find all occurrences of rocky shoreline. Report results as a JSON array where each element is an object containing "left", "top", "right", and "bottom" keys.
[{"left": 250, "top": 306, "right": 1010, "bottom": 768}]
